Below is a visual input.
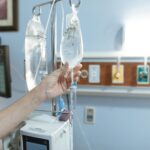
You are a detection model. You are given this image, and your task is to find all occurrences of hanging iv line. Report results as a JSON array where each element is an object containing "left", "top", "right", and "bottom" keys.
[
  {"left": 116, "top": 56, "right": 121, "bottom": 79},
  {"left": 32, "top": 0, "right": 61, "bottom": 16},
  {"left": 144, "top": 57, "right": 148, "bottom": 73}
]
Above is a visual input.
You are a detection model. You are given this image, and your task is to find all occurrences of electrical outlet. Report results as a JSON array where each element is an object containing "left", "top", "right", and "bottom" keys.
[
  {"left": 88, "top": 65, "right": 100, "bottom": 83},
  {"left": 84, "top": 107, "right": 95, "bottom": 124},
  {"left": 112, "top": 65, "right": 124, "bottom": 84},
  {"left": 137, "top": 65, "right": 149, "bottom": 84}
]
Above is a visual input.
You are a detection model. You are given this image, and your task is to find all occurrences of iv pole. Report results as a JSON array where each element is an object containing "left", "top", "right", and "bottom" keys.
[
  {"left": 32, "top": 1, "right": 81, "bottom": 150},
  {"left": 32, "top": 0, "right": 81, "bottom": 116},
  {"left": 32, "top": 0, "right": 59, "bottom": 116}
]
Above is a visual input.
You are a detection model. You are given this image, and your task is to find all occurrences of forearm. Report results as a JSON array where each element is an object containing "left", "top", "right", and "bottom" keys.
[
  {"left": 0, "top": 63, "right": 80, "bottom": 139},
  {"left": 0, "top": 83, "right": 47, "bottom": 139}
]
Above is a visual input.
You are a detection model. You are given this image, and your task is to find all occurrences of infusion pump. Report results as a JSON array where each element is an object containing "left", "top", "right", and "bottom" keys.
[
  {"left": 2, "top": 114, "right": 71, "bottom": 150},
  {"left": 20, "top": 114, "right": 71, "bottom": 150}
]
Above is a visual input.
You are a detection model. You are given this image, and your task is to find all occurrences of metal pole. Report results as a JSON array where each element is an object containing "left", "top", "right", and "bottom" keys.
[{"left": 50, "top": 3, "right": 57, "bottom": 116}]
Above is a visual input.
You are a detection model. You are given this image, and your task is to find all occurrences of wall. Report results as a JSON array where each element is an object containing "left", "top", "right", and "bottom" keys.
[
  {"left": 73, "top": 95, "right": 150, "bottom": 150},
  {"left": 73, "top": 0, "right": 150, "bottom": 149},
  {"left": 1, "top": 0, "right": 150, "bottom": 150},
  {"left": 79, "top": 0, "right": 150, "bottom": 53},
  {"left": 0, "top": 0, "right": 52, "bottom": 110}
]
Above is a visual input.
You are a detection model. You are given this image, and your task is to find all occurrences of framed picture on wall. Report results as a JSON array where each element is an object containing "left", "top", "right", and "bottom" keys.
[
  {"left": 0, "top": 0, "right": 18, "bottom": 31},
  {"left": 0, "top": 45, "right": 11, "bottom": 97}
]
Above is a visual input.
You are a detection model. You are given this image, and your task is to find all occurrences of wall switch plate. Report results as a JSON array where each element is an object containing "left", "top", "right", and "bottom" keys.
[
  {"left": 112, "top": 65, "right": 124, "bottom": 84},
  {"left": 137, "top": 65, "right": 149, "bottom": 84},
  {"left": 84, "top": 106, "right": 95, "bottom": 124},
  {"left": 88, "top": 65, "right": 100, "bottom": 83}
]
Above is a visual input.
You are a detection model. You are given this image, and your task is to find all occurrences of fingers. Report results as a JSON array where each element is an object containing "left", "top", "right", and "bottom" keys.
[
  {"left": 65, "top": 70, "right": 81, "bottom": 87},
  {"left": 73, "top": 70, "right": 81, "bottom": 82},
  {"left": 61, "top": 63, "right": 82, "bottom": 78},
  {"left": 73, "top": 64, "right": 82, "bottom": 82},
  {"left": 59, "top": 63, "right": 82, "bottom": 88},
  {"left": 73, "top": 64, "right": 82, "bottom": 73}
]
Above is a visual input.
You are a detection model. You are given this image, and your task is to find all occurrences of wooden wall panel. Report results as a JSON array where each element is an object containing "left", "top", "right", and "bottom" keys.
[
  {"left": 57, "top": 61, "right": 150, "bottom": 87},
  {"left": 78, "top": 62, "right": 150, "bottom": 87}
]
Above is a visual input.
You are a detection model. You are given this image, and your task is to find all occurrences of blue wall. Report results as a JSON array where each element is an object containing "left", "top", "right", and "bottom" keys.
[
  {"left": 0, "top": 0, "right": 52, "bottom": 110},
  {"left": 1, "top": 0, "right": 150, "bottom": 150},
  {"left": 74, "top": 95, "right": 150, "bottom": 150}
]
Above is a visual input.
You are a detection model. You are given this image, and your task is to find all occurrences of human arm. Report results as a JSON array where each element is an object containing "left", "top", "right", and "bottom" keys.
[{"left": 0, "top": 64, "right": 82, "bottom": 138}]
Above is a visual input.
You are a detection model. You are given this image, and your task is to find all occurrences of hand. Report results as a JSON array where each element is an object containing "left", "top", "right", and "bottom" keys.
[{"left": 41, "top": 63, "right": 82, "bottom": 99}]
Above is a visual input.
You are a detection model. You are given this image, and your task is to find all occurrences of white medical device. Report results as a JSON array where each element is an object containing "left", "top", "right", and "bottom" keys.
[{"left": 20, "top": 114, "right": 71, "bottom": 150}]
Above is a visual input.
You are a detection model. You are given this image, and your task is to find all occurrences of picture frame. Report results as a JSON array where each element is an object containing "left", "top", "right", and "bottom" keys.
[
  {"left": 0, "top": 45, "right": 11, "bottom": 97},
  {"left": 0, "top": 0, "right": 18, "bottom": 31}
]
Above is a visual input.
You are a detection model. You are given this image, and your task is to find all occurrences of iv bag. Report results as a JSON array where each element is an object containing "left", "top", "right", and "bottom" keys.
[
  {"left": 25, "top": 15, "right": 47, "bottom": 91},
  {"left": 60, "top": 6, "right": 83, "bottom": 69}
]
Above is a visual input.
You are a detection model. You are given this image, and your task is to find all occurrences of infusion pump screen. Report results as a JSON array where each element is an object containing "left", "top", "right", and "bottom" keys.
[
  {"left": 23, "top": 135, "right": 49, "bottom": 150},
  {"left": 26, "top": 142, "right": 47, "bottom": 150}
]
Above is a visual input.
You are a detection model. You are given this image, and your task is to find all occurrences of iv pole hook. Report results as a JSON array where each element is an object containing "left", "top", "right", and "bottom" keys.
[
  {"left": 32, "top": 6, "right": 41, "bottom": 16},
  {"left": 32, "top": 0, "right": 61, "bottom": 16},
  {"left": 69, "top": 0, "right": 81, "bottom": 8}
]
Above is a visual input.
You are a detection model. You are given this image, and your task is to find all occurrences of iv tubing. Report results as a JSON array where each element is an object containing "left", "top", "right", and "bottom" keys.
[
  {"left": 144, "top": 57, "right": 148, "bottom": 73},
  {"left": 117, "top": 56, "right": 121, "bottom": 73},
  {"left": 74, "top": 113, "right": 92, "bottom": 150},
  {"left": 32, "top": 0, "right": 61, "bottom": 15},
  {"left": 44, "top": 0, "right": 57, "bottom": 34},
  {"left": 34, "top": 55, "right": 42, "bottom": 82},
  {"left": 60, "top": 1, "right": 64, "bottom": 40}
]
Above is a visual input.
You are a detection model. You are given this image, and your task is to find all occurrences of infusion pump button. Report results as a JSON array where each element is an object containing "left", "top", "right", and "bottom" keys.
[
  {"left": 29, "top": 127, "right": 46, "bottom": 133},
  {"left": 81, "top": 70, "right": 88, "bottom": 79}
]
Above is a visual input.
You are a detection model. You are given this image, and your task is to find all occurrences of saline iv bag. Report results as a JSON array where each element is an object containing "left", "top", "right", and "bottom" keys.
[
  {"left": 60, "top": 5, "right": 83, "bottom": 69},
  {"left": 60, "top": 5, "right": 83, "bottom": 111},
  {"left": 25, "top": 14, "right": 47, "bottom": 91}
]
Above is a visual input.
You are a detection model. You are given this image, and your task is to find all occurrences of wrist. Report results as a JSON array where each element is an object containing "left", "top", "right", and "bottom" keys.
[{"left": 35, "top": 82, "right": 48, "bottom": 101}]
